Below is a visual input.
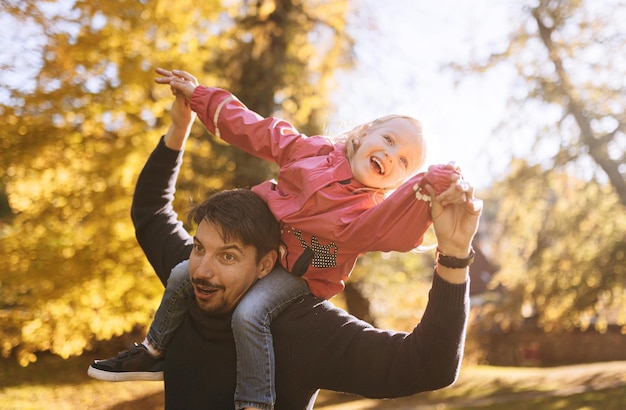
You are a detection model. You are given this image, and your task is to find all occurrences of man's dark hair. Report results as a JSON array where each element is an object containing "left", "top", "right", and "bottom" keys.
[{"left": 188, "top": 189, "right": 280, "bottom": 262}]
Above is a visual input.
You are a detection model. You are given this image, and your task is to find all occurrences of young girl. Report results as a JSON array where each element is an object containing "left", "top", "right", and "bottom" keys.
[{"left": 89, "top": 68, "right": 462, "bottom": 410}]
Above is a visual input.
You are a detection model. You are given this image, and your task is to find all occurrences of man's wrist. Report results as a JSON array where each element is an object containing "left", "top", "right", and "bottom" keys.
[
  {"left": 435, "top": 243, "right": 473, "bottom": 259},
  {"left": 164, "top": 123, "right": 192, "bottom": 150},
  {"left": 434, "top": 264, "right": 469, "bottom": 284},
  {"left": 436, "top": 247, "right": 475, "bottom": 269},
  {"left": 434, "top": 246, "right": 473, "bottom": 284}
]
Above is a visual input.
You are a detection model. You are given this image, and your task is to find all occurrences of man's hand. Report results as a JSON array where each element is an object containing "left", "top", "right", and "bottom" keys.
[
  {"left": 155, "top": 68, "right": 197, "bottom": 150},
  {"left": 170, "top": 93, "right": 195, "bottom": 130},
  {"left": 433, "top": 162, "right": 465, "bottom": 207},
  {"left": 426, "top": 180, "right": 482, "bottom": 284},
  {"left": 428, "top": 181, "right": 482, "bottom": 256}
]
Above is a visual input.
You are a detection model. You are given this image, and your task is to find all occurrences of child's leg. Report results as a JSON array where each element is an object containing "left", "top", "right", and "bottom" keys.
[
  {"left": 232, "top": 266, "right": 310, "bottom": 410},
  {"left": 87, "top": 260, "right": 192, "bottom": 382},
  {"left": 145, "top": 259, "right": 193, "bottom": 353}
]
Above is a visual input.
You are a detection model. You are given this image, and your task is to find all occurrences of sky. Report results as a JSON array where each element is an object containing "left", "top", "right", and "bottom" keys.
[{"left": 329, "top": 0, "right": 522, "bottom": 189}]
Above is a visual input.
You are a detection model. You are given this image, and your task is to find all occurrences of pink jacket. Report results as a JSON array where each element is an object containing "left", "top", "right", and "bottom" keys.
[{"left": 191, "top": 86, "right": 452, "bottom": 299}]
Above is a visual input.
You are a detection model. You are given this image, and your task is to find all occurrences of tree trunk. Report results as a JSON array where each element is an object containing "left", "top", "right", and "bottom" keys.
[{"left": 343, "top": 282, "right": 377, "bottom": 327}]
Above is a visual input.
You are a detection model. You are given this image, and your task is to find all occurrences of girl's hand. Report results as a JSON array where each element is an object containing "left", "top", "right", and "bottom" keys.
[
  {"left": 414, "top": 162, "right": 466, "bottom": 207},
  {"left": 435, "top": 173, "right": 469, "bottom": 207},
  {"left": 155, "top": 67, "right": 199, "bottom": 101}
]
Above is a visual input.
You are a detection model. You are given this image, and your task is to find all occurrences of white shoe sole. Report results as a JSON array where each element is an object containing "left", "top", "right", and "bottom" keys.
[{"left": 87, "top": 365, "right": 164, "bottom": 382}]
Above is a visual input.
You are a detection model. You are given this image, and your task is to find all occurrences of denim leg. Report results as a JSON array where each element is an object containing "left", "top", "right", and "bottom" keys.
[
  {"left": 146, "top": 260, "right": 193, "bottom": 352},
  {"left": 232, "top": 266, "right": 310, "bottom": 410}
]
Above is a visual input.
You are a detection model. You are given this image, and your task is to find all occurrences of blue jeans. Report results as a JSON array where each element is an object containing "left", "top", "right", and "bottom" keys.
[
  {"left": 147, "top": 261, "right": 310, "bottom": 410},
  {"left": 146, "top": 260, "right": 192, "bottom": 351},
  {"left": 233, "top": 266, "right": 310, "bottom": 410}
]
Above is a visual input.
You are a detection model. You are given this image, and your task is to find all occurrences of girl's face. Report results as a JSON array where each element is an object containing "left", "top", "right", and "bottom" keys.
[{"left": 349, "top": 117, "right": 424, "bottom": 189}]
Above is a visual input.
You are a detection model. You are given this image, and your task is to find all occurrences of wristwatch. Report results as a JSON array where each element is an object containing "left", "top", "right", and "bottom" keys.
[{"left": 436, "top": 247, "right": 475, "bottom": 269}]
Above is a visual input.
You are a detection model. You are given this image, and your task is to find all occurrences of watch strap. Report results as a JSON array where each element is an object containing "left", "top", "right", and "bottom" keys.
[{"left": 437, "top": 247, "right": 475, "bottom": 269}]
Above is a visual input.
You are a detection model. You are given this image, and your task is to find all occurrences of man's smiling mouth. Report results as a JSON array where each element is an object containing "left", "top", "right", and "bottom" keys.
[
  {"left": 192, "top": 278, "right": 221, "bottom": 296},
  {"left": 196, "top": 285, "right": 217, "bottom": 295}
]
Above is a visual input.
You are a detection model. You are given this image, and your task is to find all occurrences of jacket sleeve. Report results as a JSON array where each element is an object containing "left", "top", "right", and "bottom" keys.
[
  {"left": 131, "top": 137, "right": 194, "bottom": 287},
  {"left": 190, "top": 86, "right": 333, "bottom": 167},
  {"left": 336, "top": 164, "right": 458, "bottom": 253},
  {"left": 275, "top": 271, "right": 469, "bottom": 399}
]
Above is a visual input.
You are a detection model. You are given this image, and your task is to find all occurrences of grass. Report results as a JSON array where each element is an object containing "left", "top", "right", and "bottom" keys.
[
  {"left": 0, "top": 346, "right": 163, "bottom": 410},
  {"left": 315, "top": 361, "right": 626, "bottom": 409},
  {"left": 1, "top": 350, "right": 625, "bottom": 409}
]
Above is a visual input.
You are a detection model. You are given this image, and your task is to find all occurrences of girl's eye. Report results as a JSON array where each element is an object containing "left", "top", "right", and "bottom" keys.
[
  {"left": 384, "top": 135, "right": 393, "bottom": 144},
  {"left": 400, "top": 157, "right": 408, "bottom": 167}
]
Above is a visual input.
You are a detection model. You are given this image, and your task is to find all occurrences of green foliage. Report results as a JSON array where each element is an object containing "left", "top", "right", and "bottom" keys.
[
  {"left": 0, "top": 0, "right": 352, "bottom": 365},
  {"left": 479, "top": 160, "right": 626, "bottom": 333}
]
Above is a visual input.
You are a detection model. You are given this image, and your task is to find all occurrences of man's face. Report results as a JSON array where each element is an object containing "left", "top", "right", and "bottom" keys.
[{"left": 188, "top": 219, "right": 273, "bottom": 314}]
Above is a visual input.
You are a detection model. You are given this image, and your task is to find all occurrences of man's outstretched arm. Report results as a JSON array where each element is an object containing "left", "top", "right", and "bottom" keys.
[{"left": 131, "top": 87, "right": 196, "bottom": 286}]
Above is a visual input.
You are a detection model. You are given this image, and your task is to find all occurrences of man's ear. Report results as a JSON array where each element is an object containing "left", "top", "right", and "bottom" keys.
[{"left": 257, "top": 250, "right": 278, "bottom": 279}]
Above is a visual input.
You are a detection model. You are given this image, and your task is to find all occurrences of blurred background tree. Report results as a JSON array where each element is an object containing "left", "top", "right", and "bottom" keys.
[
  {"left": 0, "top": 0, "right": 352, "bottom": 366},
  {"left": 454, "top": 0, "right": 626, "bottom": 335},
  {"left": 479, "top": 161, "right": 625, "bottom": 332}
]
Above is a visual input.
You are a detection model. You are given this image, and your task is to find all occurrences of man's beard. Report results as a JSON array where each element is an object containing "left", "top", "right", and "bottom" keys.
[{"left": 191, "top": 277, "right": 229, "bottom": 314}]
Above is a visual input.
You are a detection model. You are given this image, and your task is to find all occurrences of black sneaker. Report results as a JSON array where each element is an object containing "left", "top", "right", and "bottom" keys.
[{"left": 87, "top": 343, "right": 164, "bottom": 382}]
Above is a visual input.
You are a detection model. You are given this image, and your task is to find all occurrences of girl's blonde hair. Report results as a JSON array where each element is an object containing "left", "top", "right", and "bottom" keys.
[{"left": 336, "top": 114, "right": 426, "bottom": 173}]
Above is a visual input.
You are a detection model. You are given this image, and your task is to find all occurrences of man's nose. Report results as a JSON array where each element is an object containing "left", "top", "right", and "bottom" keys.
[{"left": 195, "top": 255, "right": 215, "bottom": 278}]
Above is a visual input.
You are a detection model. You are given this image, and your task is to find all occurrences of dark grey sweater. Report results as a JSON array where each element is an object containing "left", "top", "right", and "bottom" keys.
[{"left": 131, "top": 138, "right": 469, "bottom": 409}]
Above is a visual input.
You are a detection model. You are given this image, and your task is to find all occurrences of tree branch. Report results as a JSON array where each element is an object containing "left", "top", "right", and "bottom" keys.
[{"left": 532, "top": 7, "right": 626, "bottom": 206}]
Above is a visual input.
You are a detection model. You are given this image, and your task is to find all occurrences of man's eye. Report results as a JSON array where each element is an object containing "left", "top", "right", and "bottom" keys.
[
  {"left": 222, "top": 253, "right": 235, "bottom": 262},
  {"left": 193, "top": 244, "right": 204, "bottom": 253}
]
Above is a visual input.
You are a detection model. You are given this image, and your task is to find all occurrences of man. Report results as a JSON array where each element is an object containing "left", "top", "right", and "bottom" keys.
[{"left": 94, "top": 74, "right": 482, "bottom": 409}]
